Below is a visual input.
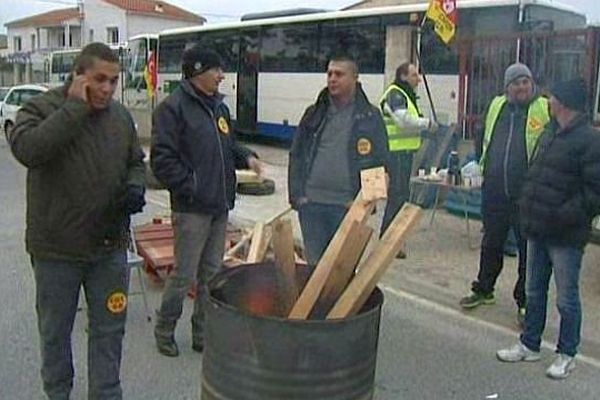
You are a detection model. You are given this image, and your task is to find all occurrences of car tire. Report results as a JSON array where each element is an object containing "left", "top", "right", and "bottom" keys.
[
  {"left": 4, "top": 121, "right": 13, "bottom": 142},
  {"left": 236, "top": 178, "right": 276, "bottom": 196}
]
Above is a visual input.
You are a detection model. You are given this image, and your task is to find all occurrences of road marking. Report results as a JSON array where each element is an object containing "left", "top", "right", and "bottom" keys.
[{"left": 380, "top": 283, "right": 600, "bottom": 370}]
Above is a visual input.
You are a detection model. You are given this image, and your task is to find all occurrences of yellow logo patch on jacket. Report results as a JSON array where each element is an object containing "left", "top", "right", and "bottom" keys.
[
  {"left": 217, "top": 117, "right": 230, "bottom": 135},
  {"left": 528, "top": 117, "right": 544, "bottom": 133},
  {"left": 357, "top": 138, "right": 372, "bottom": 155}
]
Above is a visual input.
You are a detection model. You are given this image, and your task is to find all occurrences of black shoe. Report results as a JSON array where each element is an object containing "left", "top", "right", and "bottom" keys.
[
  {"left": 459, "top": 292, "right": 495, "bottom": 309},
  {"left": 155, "top": 335, "right": 179, "bottom": 357},
  {"left": 192, "top": 341, "right": 204, "bottom": 353}
]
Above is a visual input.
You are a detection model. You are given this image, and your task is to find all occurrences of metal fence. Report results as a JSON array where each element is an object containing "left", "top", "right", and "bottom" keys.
[{"left": 457, "top": 27, "right": 599, "bottom": 139}]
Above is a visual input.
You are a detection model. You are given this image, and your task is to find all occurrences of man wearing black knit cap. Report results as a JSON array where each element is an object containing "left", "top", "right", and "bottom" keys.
[
  {"left": 460, "top": 63, "right": 550, "bottom": 328},
  {"left": 497, "top": 79, "right": 600, "bottom": 380},
  {"left": 151, "top": 45, "right": 263, "bottom": 357}
]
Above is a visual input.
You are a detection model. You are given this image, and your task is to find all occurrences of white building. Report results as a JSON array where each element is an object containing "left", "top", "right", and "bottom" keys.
[{"left": 4, "top": 0, "right": 204, "bottom": 84}]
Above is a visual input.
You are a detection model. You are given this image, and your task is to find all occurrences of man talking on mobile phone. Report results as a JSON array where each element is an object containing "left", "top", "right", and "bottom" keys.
[{"left": 8, "top": 42, "right": 145, "bottom": 400}]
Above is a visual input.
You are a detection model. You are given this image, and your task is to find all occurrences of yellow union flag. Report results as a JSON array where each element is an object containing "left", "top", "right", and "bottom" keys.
[{"left": 426, "top": 0, "right": 457, "bottom": 44}]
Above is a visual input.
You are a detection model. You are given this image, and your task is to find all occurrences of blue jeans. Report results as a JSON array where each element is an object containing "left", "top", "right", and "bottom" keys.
[
  {"left": 32, "top": 249, "right": 129, "bottom": 400},
  {"left": 298, "top": 202, "right": 348, "bottom": 266},
  {"left": 520, "top": 239, "right": 584, "bottom": 357}
]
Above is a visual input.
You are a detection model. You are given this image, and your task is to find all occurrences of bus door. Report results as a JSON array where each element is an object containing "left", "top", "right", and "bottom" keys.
[{"left": 236, "top": 29, "right": 259, "bottom": 133}]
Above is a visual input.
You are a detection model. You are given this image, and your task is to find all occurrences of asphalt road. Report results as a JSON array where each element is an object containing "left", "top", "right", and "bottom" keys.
[{"left": 1, "top": 139, "right": 600, "bottom": 399}]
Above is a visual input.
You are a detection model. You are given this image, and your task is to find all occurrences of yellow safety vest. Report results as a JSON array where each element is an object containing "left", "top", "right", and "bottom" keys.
[
  {"left": 379, "top": 84, "right": 422, "bottom": 152},
  {"left": 480, "top": 95, "right": 550, "bottom": 173}
]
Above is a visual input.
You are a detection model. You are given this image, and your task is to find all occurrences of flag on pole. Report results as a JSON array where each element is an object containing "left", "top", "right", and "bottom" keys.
[
  {"left": 143, "top": 50, "right": 157, "bottom": 99},
  {"left": 426, "top": 0, "right": 458, "bottom": 44}
]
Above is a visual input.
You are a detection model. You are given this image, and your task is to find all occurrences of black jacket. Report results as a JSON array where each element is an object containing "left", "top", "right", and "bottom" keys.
[
  {"left": 519, "top": 115, "right": 600, "bottom": 247},
  {"left": 481, "top": 98, "right": 537, "bottom": 200},
  {"left": 10, "top": 86, "right": 145, "bottom": 261},
  {"left": 288, "top": 84, "right": 389, "bottom": 208},
  {"left": 151, "top": 80, "right": 254, "bottom": 215}
]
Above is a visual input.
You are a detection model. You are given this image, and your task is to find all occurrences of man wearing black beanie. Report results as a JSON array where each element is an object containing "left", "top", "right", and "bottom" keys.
[
  {"left": 151, "top": 44, "right": 263, "bottom": 357},
  {"left": 497, "top": 79, "right": 600, "bottom": 380}
]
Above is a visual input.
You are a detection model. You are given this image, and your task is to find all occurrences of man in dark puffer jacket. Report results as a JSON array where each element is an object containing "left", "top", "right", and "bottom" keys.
[{"left": 497, "top": 79, "right": 600, "bottom": 380}]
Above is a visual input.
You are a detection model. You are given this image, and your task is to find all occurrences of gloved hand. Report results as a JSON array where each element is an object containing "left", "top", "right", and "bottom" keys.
[{"left": 125, "top": 185, "right": 145, "bottom": 215}]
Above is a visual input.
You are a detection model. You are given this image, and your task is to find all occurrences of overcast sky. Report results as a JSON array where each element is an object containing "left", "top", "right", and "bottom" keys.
[{"left": 1, "top": 0, "right": 598, "bottom": 34}]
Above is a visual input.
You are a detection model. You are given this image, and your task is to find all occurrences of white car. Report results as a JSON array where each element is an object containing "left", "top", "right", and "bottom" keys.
[
  {"left": 1, "top": 84, "right": 48, "bottom": 140},
  {"left": 0, "top": 87, "right": 9, "bottom": 106}
]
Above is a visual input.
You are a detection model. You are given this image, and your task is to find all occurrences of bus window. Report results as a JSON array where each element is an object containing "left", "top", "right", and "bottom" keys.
[
  {"left": 126, "top": 38, "right": 149, "bottom": 89},
  {"left": 158, "top": 32, "right": 197, "bottom": 74},
  {"left": 50, "top": 51, "right": 78, "bottom": 82},
  {"left": 237, "top": 29, "right": 260, "bottom": 132},
  {"left": 420, "top": 24, "right": 459, "bottom": 75},
  {"left": 260, "top": 23, "right": 318, "bottom": 73},
  {"left": 524, "top": 5, "right": 586, "bottom": 31},
  {"left": 317, "top": 16, "right": 384, "bottom": 74},
  {"left": 199, "top": 31, "right": 239, "bottom": 72},
  {"left": 461, "top": 6, "right": 519, "bottom": 37}
]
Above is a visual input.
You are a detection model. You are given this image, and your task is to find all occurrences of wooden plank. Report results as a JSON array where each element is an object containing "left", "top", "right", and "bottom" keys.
[
  {"left": 360, "top": 166, "right": 387, "bottom": 202},
  {"left": 223, "top": 256, "right": 246, "bottom": 268},
  {"left": 136, "top": 238, "right": 173, "bottom": 248},
  {"left": 272, "top": 219, "right": 298, "bottom": 313},
  {"left": 313, "top": 223, "right": 373, "bottom": 317},
  {"left": 134, "top": 230, "right": 174, "bottom": 242},
  {"left": 327, "top": 203, "right": 422, "bottom": 319},
  {"left": 224, "top": 231, "right": 253, "bottom": 258},
  {"left": 294, "top": 252, "right": 308, "bottom": 265},
  {"left": 264, "top": 206, "right": 293, "bottom": 225},
  {"left": 288, "top": 191, "right": 374, "bottom": 319},
  {"left": 246, "top": 223, "right": 270, "bottom": 263}
]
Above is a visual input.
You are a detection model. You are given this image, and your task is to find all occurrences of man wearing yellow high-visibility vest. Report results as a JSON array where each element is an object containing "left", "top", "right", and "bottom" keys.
[
  {"left": 460, "top": 63, "right": 550, "bottom": 328},
  {"left": 379, "top": 62, "right": 437, "bottom": 258}
]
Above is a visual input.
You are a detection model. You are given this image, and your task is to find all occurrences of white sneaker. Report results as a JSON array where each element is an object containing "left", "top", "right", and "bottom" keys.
[
  {"left": 497, "top": 342, "right": 541, "bottom": 362},
  {"left": 546, "top": 354, "right": 575, "bottom": 379}
]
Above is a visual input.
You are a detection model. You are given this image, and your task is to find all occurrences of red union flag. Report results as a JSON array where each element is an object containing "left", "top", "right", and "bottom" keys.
[
  {"left": 426, "top": 0, "right": 458, "bottom": 44},
  {"left": 143, "top": 50, "right": 157, "bottom": 99}
]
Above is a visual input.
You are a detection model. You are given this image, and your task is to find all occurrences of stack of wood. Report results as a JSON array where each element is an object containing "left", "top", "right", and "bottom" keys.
[
  {"left": 286, "top": 195, "right": 422, "bottom": 320},
  {"left": 231, "top": 199, "right": 422, "bottom": 319},
  {"left": 222, "top": 207, "right": 303, "bottom": 267},
  {"left": 133, "top": 218, "right": 175, "bottom": 283},
  {"left": 135, "top": 166, "right": 422, "bottom": 319}
]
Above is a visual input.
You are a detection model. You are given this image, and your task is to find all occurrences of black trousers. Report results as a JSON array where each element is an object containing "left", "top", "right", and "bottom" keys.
[
  {"left": 472, "top": 186, "right": 527, "bottom": 307},
  {"left": 381, "top": 151, "right": 414, "bottom": 234}
]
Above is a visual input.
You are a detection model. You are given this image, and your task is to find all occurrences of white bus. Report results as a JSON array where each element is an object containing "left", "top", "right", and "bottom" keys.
[
  {"left": 48, "top": 44, "right": 127, "bottom": 100},
  {"left": 123, "top": 34, "right": 159, "bottom": 109},
  {"left": 48, "top": 48, "right": 81, "bottom": 86},
  {"left": 157, "top": 0, "right": 585, "bottom": 140}
]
